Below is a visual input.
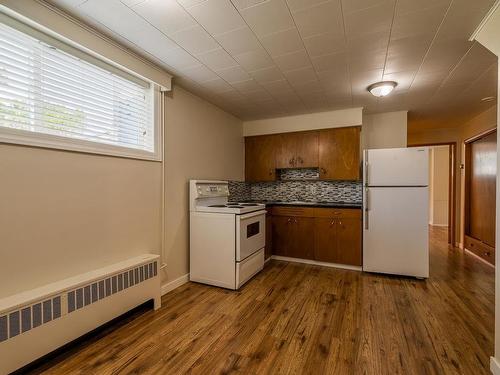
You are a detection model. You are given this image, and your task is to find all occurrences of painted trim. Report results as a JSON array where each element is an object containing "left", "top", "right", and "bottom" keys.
[
  {"left": 264, "top": 256, "right": 272, "bottom": 264},
  {"left": 469, "top": 0, "right": 500, "bottom": 41},
  {"left": 161, "top": 273, "right": 190, "bottom": 296},
  {"left": 456, "top": 242, "right": 464, "bottom": 249},
  {"left": 491, "top": 356, "right": 500, "bottom": 375},
  {"left": 271, "top": 256, "right": 362, "bottom": 271}
]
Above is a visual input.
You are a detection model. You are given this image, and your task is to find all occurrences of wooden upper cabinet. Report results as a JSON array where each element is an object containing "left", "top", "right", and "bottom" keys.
[
  {"left": 245, "top": 135, "right": 276, "bottom": 182},
  {"left": 275, "top": 131, "right": 319, "bottom": 169},
  {"left": 319, "top": 127, "right": 361, "bottom": 181},
  {"left": 296, "top": 131, "right": 319, "bottom": 168},
  {"left": 275, "top": 133, "right": 297, "bottom": 169}
]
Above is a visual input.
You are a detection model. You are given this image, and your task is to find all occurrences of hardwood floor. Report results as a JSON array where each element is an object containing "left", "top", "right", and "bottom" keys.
[{"left": 23, "top": 227, "right": 494, "bottom": 375}]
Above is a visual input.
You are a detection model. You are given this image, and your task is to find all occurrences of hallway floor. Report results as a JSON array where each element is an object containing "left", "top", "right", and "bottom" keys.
[{"left": 25, "top": 227, "right": 495, "bottom": 375}]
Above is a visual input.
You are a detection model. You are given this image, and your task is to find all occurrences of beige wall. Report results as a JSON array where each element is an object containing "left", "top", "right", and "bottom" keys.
[
  {"left": 429, "top": 146, "right": 449, "bottom": 226},
  {"left": 242, "top": 107, "right": 363, "bottom": 136},
  {"left": 362, "top": 111, "right": 408, "bottom": 149},
  {"left": 0, "top": 145, "right": 163, "bottom": 298},
  {"left": 162, "top": 86, "right": 244, "bottom": 284}
]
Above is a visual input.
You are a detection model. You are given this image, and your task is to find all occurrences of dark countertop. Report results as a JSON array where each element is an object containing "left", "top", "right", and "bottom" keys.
[{"left": 235, "top": 200, "right": 362, "bottom": 209}]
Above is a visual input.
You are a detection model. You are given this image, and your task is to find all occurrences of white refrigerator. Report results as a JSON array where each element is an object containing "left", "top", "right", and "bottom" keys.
[{"left": 363, "top": 147, "right": 430, "bottom": 278}]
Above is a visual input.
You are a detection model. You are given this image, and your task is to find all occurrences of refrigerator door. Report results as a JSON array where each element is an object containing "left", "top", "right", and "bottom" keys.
[
  {"left": 364, "top": 147, "right": 429, "bottom": 186},
  {"left": 363, "top": 186, "right": 429, "bottom": 278}
]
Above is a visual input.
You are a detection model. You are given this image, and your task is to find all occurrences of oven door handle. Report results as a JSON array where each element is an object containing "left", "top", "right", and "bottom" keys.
[{"left": 239, "top": 210, "right": 267, "bottom": 220}]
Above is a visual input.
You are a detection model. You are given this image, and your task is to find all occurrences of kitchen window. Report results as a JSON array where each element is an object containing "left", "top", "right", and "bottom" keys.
[{"left": 0, "top": 14, "right": 160, "bottom": 160}]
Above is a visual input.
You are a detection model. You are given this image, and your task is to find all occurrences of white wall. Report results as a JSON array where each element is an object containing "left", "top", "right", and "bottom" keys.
[
  {"left": 428, "top": 146, "right": 449, "bottom": 226},
  {"left": 362, "top": 111, "right": 408, "bottom": 149},
  {"left": 242, "top": 107, "right": 363, "bottom": 136}
]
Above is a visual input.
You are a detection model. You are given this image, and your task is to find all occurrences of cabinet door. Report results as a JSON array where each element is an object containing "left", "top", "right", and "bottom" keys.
[
  {"left": 275, "top": 133, "right": 297, "bottom": 169},
  {"left": 291, "top": 217, "right": 315, "bottom": 260},
  {"left": 265, "top": 213, "right": 273, "bottom": 259},
  {"left": 245, "top": 135, "right": 276, "bottom": 182},
  {"left": 314, "top": 217, "right": 337, "bottom": 263},
  {"left": 319, "top": 127, "right": 361, "bottom": 180},
  {"left": 272, "top": 216, "right": 293, "bottom": 256},
  {"left": 295, "top": 131, "right": 319, "bottom": 168},
  {"left": 336, "top": 218, "right": 362, "bottom": 266}
]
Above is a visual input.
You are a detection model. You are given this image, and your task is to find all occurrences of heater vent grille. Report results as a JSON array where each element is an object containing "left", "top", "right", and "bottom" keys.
[{"left": 0, "top": 261, "right": 157, "bottom": 344}]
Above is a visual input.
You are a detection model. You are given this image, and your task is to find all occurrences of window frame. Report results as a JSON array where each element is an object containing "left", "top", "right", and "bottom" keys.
[{"left": 0, "top": 13, "right": 162, "bottom": 161}]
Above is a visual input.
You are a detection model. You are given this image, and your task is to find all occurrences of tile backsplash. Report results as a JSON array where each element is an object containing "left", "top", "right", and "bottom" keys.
[{"left": 229, "top": 168, "right": 362, "bottom": 203}]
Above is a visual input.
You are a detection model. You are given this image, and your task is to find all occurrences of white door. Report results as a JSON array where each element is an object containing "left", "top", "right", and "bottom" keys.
[
  {"left": 363, "top": 186, "right": 429, "bottom": 278},
  {"left": 364, "top": 148, "right": 429, "bottom": 186}
]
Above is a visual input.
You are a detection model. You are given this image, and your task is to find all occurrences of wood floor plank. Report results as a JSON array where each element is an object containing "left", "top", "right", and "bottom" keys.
[{"left": 23, "top": 227, "right": 494, "bottom": 375}]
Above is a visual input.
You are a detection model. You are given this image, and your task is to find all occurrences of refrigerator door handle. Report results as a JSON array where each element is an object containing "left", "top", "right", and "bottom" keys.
[
  {"left": 364, "top": 149, "right": 369, "bottom": 185},
  {"left": 364, "top": 187, "right": 369, "bottom": 230}
]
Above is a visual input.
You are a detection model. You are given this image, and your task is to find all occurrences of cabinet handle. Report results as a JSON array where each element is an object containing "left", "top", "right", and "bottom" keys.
[
  {"left": 339, "top": 220, "right": 342, "bottom": 226},
  {"left": 320, "top": 167, "right": 327, "bottom": 174},
  {"left": 294, "top": 218, "right": 298, "bottom": 223},
  {"left": 287, "top": 218, "right": 292, "bottom": 224},
  {"left": 485, "top": 252, "right": 491, "bottom": 257},
  {"left": 298, "top": 156, "right": 303, "bottom": 164},
  {"left": 330, "top": 220, "right": 335, "bottom": 225},
  {"left": 269, "top": 169, "right": 273, "bottom": 176},
  {"left": 290, "top": 157, "right": 295, "bottom": 166}
]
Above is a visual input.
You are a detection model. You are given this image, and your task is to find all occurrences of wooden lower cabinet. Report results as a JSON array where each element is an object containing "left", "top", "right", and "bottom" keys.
[
  {"left": 265, "top": 213, "right": 273, "bottom": 259},
  {"left": 272, "top": 215, "right": 314, "bottom": 259},
  {"left": 271, "top": 206, "right": 362, "bottom": 266}
]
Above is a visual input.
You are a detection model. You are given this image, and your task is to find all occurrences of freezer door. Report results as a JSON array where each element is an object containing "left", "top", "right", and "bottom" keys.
[
  {"left": 364, "top": 147, "right": 429, "bottom": 186},
  {"left": 363, "top": 187, "right": 429, "bottom": 278}
]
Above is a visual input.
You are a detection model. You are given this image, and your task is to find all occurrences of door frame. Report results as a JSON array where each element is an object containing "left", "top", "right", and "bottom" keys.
[
  {"left": 409, "top": 142, "right": 457, "bottom": 245},
  {"left": 463, "top": 127, "right": 497, "bottom": 249}
]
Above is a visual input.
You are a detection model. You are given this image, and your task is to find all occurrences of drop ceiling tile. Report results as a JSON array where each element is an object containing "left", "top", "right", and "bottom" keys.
[
  {"left": 234, "top": 49, "right": 275, "bottom": 71},
  {"left": 344, "top": 2, "right": 394, "bottom": 38},
  {"left": 185, "top": 0, "right": 246, "bottom": 36},
  {"left": 215, "top": 27, "right": 262, "bottom": 55},
  {"left": 349, "top": 50, "right": 386, "bottom": 73},
  {"left": 260, "top": 28, "right": 304, "bottom": 57},
  {"left": 262, "top": 80, "right": 296, "bottom": 95},
  {"left": 183, "top": 64, "right": 220, "bottom": 83},
  {"left": 216, "top": 66, "right": 252, "bottom": 83},
  {"left": 162, "top": 47, "right": 202, "bottom": 69},
  {"left": 169, "top": 25, "right": 221, "bottom": 55},
  {"left": 382, "top": 71, "right": 415, "bottom": 92},
  {"left": 292, "top": 0, "right": 343, "bottom": 38},
  {"left": 286, "top": 0, "right": 329, "bottom": 12},
  {"left": 293, "top": 79, "right": 324, "bottom": 94},
  {"left": 341, "top": 0, "right": 393, "bottom": 14},
  {"left": 310, "top": 51, "right": 348, "bottom": 72},
  {"left": 240, "top": 0, "right": 294, "bottom": 37},
  {"left": 232, "top": 79, "right": 263, "bottom": 93},
  {"left": 131, "top": 0, "right": 196, "bottom": 35},
  {"left": 200, "top": 78, "right": 235, "bottom": 93},
  {"left": 121, "top": 0, "right": 146, "bottom": 6},
  {"left": 177, "top": 0, "right": 206, "bottom": 7},
  {"left": 196, "top": 48, "right": 238, "bottom": 70},
  {"left": 303, "top": 33, "right": 345, "bottom": 57},
  {"left": 347, "top": 30, "right": 390, "bottom": 53},
  {"left": 249, "top": 66, "right": 284, "bottom": 84},
  {"left": 273, "top": 49, "right": 311, "bottom": 72},
  {"left": 231, "top": 0, "right": 268, "bottom": 10},
  {"left": 243, "top": 89, "right": 274, "bottom": 101},
  {"left": 396, "top": 0, "right": 450, "bottom": 15},
  {"left": 391, "top": 4, "right": 448, "bottom": 40},
  {"left": 350, "top": 69, "right": 384, "bottom": 92},
  {"left": 283, "top": 66, "right": 318, "bottom": 86}
]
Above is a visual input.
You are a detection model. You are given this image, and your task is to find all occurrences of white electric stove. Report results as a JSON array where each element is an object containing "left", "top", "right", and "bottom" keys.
[{"left": 189, "top": 180, "right": 266, "bottom": 290}]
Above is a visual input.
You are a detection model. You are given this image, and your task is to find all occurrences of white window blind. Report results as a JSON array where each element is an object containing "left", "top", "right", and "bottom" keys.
[{"left": 0, "top": 19, "right": 157, "bottom": 159}]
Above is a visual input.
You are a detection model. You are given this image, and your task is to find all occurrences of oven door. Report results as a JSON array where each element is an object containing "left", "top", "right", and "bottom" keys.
[{"left": 236, "top": 210, "right": 266, "bottom": 262}]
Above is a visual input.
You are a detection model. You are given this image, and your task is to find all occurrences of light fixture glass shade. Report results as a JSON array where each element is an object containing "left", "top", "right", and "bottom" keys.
[{"left": 367, "top": 81, "right": 397, "bottom": 97}]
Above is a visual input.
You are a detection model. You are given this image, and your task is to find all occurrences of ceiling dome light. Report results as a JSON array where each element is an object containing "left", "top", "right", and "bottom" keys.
[{"left": 367, "top": 81, "right": 397, "bottom": 97}]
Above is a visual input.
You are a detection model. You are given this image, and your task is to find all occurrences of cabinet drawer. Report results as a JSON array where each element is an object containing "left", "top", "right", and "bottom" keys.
[
  {"left": 465, "top": 235, "right": 495, "bottom": 265},
  {"left": 313, "top": 208, "right": 361, "bottom": 219},
  {"left": 270, "top": 206, "right": 315, "bottom": 217}
]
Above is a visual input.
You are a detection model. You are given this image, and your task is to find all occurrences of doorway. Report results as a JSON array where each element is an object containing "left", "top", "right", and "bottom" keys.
[
  {"left": 410, "top": 143, "right": 457, "bottom": 245},
  {"left": 428, "top": 146, "right": 450, "bottom": 229},
  {"left": 464, "top": 129, "right": 497, "bottom": 265}
]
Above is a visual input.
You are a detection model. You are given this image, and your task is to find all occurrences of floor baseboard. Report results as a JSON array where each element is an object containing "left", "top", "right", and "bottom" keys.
[
  {"left": 161, "top": 273, "right": 190, "bottom": 296},
  {"left": 271, "top": 255, "right": 362, "bottom": 271},
  {"left": 491, "top": 357, "right": 500, "bottom": 375}
]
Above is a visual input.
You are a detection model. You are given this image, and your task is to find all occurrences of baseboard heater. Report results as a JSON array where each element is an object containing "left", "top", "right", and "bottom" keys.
[{"left": 0, "top": 254, "right": 161, "bottom": 374}]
